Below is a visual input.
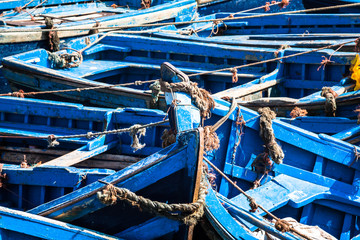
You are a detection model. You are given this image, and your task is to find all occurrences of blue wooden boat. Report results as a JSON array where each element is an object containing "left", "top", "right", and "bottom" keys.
[
  {"left": 156, "top": 63, "right": 360, "bottom": 239},
  {"left": 151, "top": 12, "right": 360, "bottom": 49},
  {"left": 0, "top": 206, "right": 120, "bottom": 240},
  {"left": 2, "top": 33, "right": 278, "bottom": 110},
  {"left": 0, "top": 96, "right": 168, "bottom": 169},
  {"left": 24, "top": 76, "right": 204, "bottom": 239},
  {"left": 214, "top": 47, "right": 360, "bottom": 119},
  {"left": 0, "top": 0, "right": 197, "bottom": 61}
]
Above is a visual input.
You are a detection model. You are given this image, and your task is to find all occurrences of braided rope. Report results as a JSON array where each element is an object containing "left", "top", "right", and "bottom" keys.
[
  {"left": 258, "top": 107, "right": 284, "bottom": 164},
  {"left": 97, "top": 171, "right": 207, "bottom": 225},
  {"left": 321, "top": 87, "right": 338, "bottom": 117}
]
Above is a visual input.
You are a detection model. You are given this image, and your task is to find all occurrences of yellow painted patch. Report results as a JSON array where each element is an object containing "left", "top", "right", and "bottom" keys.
[{"left": 350, "top": 54, "right": 360, "bottom": 91}]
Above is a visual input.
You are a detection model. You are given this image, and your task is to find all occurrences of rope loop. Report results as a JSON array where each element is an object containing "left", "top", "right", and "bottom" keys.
[
  {"left": 317, "top": 56, "right": 334, "bottom": 71},
  {"left": 129, "top": 124, "right": 146, "bottom": 152},
  {"left": 248, "top": 198, "right": 259, "bottom": 213},
  {"left": 289, "top": 106, "right": 308, "bottom": 119}
]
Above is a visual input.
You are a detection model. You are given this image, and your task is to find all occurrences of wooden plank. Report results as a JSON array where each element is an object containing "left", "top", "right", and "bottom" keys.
[
  {"left": 42, "top": 140, "right": 119, "bottom": 167},
  {"left": 213, "top": 78, "right": 283, "bottom": 99}
]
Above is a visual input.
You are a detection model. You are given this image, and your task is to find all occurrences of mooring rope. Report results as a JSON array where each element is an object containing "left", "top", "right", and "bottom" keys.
[
  {"left": 258, "top": 107, "right": 284, "bottom": 164},
  {"left": 203, "top": 157, "right": 311, "bottom": 240},
  {"left": 1, "top": 2, "right": 360, "bottom": 33},
  {"left": 97, "top": 169, "right": 207, "bottom": 226}
]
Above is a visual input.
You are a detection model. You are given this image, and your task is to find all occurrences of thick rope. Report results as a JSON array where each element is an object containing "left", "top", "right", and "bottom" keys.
[
  {"left": 258, "top": 107, "right": 284, "bottom": 164},
  {"left": 289, "top": 107, "right": 308, "bottom": 119},
  {"left": 45, "top": 17, "right": 60, "bottom": 52},
  {"left": 2, "top": 3, "right": 360, "bottom": 33},
  {"left": 356, "top": 107, "right": 360, "bottom": 124},
  {"left": 97, "top": 171, "right": 207, "bottom": 226},
  {"left": 321, "top": 87, "right": 338, "bottom": 117},
  {"left": 159, "top": 80, "right": 215, "bottom": 119},
  {"left": 161, "top": 129, "right": 177, "bottom": 148}
]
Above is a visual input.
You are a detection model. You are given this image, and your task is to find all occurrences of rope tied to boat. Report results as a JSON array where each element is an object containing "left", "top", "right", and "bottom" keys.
[
  {"left": 45, "top": 17, "right": 60, "bottom": 52},
  {"left": 10, "top": 89, "right": 25, "bottom": 98},
  {"left": 356, "top": 106, "right": 360, "bottom": 124},
  {"left": 45, "top": 120, "right": 167, "bottom": 151},
  {"left": 258, "top": 107, "right": 284, "bottom": 164},
  {"left": 278, "top": 0, "right": 289, "bottom": 9},
  {"left": 321, "top": 87, "right": 338, "bottom": 117},
  {"left": 317, "top": 56, "right": 334, "bottom": 71},
  {"left": 230, "top": 68, "right": 238, "bottom": 83},
  {"left": 97, "top": 171, "right": 207, "bottom": 226},
  {"left": 140, "top": 0, "right": 151, "bottom": 9},
  {"left": 275, "top": 219, "right": 291, "bottom": 232},
  {"left": 289, "top": 106, "right": 308, "bottom": 119},
  {"left": 129, "top": 124, "right": 146, "bottom": 152},
  {"left": 149, "top": 80, "right": 161, "bottom": 106},
  {"left": 161, "top": 129, "right": 177, "bottom": 148},
  {"left": 159, "top": 79, "right": 215, "bottom": 119}
]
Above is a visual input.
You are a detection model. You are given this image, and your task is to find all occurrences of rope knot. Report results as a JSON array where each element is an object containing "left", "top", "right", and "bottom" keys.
[
  {"left": 47, "top": 134, "right": 59, "bottom": 148},
  {"left": 317, "top": 56, "right": 334, "bottom": 71},
  {"left": 203, "top": 126, "right": 220, "bottom": 152},
  {"left": 248, "top": 198, "right": 259, "bottom": 212},
  {"left": 135, "top": 81, "right": 142, "bottom": 86},
  {"left": 76, "top": 88, "right": 81, "bottom": 92},
  {"left": 14, "top": 6, "right": 22, "bottom": 13},
  {"left": 230, "top": 68, "right": 238, "bottom": 83},
  {"left": 275, "top": 219, "right": 291, "bottom": 232},
  {"left": 86, "top": 132, "right": 94, "bottom": 139},
  {"left": 11, "top": 90, "right": 25, "bottom": 98},
  {"left": 161, "top": 129, "right": 177, "bottom": 148},
  {"left": 264, "top": 2, "right": 270, "bottom": 11},
  {"left": 149, "top": 81, "right": 161, "bottom": 106},
  {"left": 349, "top": 146, "right": 360, "bottom": 167},
  {"left": 129, "top": 124, "right": 146, "bottom": 152},
  {"left": 278, "top": 0, "right": 289, "bottom": 9},
  {"left": 321, "top": 87, "right": 338, "bottom": 116},
  {"left": 289, "top": 107, "right": 308, "bottom": 119}
]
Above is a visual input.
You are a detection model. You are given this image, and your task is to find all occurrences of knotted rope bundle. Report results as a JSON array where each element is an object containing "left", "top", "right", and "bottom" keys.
[
  {"left": 129, "top": 124, "right": 146, "bottom": 152},
  {"left": 258, "top": 107, "right": 284, "bottom": 164},
  {"left": 48, "top": 49, "right": 83, "bottom": 69},
  {"left": 289, "top": 106, "right": 308, "bottom": 119},
  {"left": 161, "top": 129, "right": 177, "bottom": 148},
  {"left": 321, "top": 87, "right": 338, "bottom": 117},
  {"left": 97, "top": 173, "right": 207, "bottom": 226},
  {"left": 159, "top": 80, "right": 215, "bottom": 119}
]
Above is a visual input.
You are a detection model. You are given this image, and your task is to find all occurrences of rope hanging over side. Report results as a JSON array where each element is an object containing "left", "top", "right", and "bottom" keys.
[
  {"left": 355, "top": 106, "right": 360, "bottom": 124},
  {"left": 159, "top": 80, "right": 215, "bottom": 119},
  {"left": 149, "top": 80, "right": 161, "bottom": 107},
  {"left": 258, "top": 107, "right": 284, "bottom": 164},
  {"left": 45, "top": 17, "right": 60, "bottom": 52},
  {"left": 129, "top": 124, "right": 146, "bottom": 152},
  {"left": 97, "top": 172, "right": 207, "bottom": 226},
  {"left": 0, "top": 164, "right": 6, "bottom": 188},
  {"left": 289, "top": 107, "right": 308, "bottom": 119},
  {"left": 161, "top": 129, "right": 177, "bottom": 148},
  {"left": 321, "top": 87, "right": 338, "bottom": 117}
]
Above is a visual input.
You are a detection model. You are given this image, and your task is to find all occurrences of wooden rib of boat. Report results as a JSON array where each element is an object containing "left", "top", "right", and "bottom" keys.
[{"left": 2, "top": 33, "right": 278, "bottom": 110}]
